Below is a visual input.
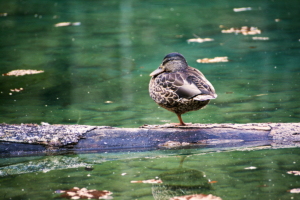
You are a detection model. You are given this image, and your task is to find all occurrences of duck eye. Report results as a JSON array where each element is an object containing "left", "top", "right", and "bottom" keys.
[{"left": 162, "top": 58, "right": 171, "bottom": 65}]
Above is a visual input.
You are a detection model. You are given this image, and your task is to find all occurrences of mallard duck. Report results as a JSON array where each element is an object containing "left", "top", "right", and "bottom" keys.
[{"left": 149, "top": 52, "right": 217, "bottom": 126}]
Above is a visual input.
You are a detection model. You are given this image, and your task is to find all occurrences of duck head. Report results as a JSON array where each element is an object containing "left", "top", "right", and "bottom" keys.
[{"left": 150, "top": 52, "right": 188, "bottom": 76}]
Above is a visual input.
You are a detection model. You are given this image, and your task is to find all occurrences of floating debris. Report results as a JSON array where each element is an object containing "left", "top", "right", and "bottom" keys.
[
  {"left": 221, "top": 26, "right": 261, "bottom": 35},
  {"left": 121, "top": 173, "right": 127, "bottom": 176},
  {"left": 2, "top": 69, "right": 44, "bottom": 76},
  {"left": 252, "top": 37, "right": 269, "bottom": 40},
  {"left": 57, "top": 187, "right": 113, "bottom": 199},
  {"left": 170, "top": 194, "right": 222, "bottom": 200},
  {"left": 226, "top": 92, "right": 234, "bottom": 94},
  {"left": 255, "top": 94, "right": 268, "bottom": 97},
  {"left": 197, "top": 57, "right": 228, "bottom": 63},
  {"left": 208, "top": 181, "right": 218, "bottom": 184},
  {"left": 54, "top": 22, "right": 81, "bottom": 27},
  {"left": 72, "top": 22, "right": 81, "bottom": 26},
  {"left": 233, "top": 7, "right": 251, "bottom": 12},
  {"left": 287, "top": 171, "right": 300, "bottom": 176},
  {"left": 187, "top": 37, "right": 214, "bottom": 43},
  {"left": 131, "top": 179, "right": 163, "bottom": 184},
  {"left": 10, "top": 88, "right": 23, "bottom": 92},
  {"left": 289, "top": 188, "right": 300, "bottom": 193},
  {"left": 105, "top": 101, "right": 113, "bottom": 104},
  {"left": 0, "top": 13, "right": 8, "bottom": 16},
  {"left": 275, "top": 19, "right": 281, "bottom": 22},
  {"left": 244, "top": 166, "right": 257, "bottom": 170}
]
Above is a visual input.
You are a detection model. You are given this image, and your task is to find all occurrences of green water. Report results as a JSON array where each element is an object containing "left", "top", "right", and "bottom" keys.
[
  {"left": 0, "top": 147, "right": 300, "bottom": 200},
  {"left": 0, "top": 0, "right": 299, "bottom": 127}
]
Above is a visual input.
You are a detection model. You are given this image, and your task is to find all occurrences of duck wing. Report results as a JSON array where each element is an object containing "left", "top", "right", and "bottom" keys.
[{"left": 174, "top": 67, "right": 217, "bottom": 101}]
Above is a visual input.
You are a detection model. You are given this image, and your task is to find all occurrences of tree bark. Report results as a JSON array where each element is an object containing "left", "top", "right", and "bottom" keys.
[{"left": 1, "top": 123, "right": 300, "bottom": 156}]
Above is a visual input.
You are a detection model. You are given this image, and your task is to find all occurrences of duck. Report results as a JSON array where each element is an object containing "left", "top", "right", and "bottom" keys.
[{"left": 149, "top": 52, "right": 217, "bottom": 126}]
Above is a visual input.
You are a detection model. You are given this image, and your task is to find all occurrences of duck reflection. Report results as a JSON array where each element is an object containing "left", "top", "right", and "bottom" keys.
[{"left": 152, "top": 156, "right": 213, "bottom": 200}]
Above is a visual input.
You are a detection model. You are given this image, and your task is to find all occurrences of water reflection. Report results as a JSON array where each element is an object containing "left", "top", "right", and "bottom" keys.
[
  {"left": 0, "top": 147, "right": 300, "bottom": 199},
  {"left": 152, "top": 156, "right": 212, "bottom": 200},
  {"left": 0, "top": 155, "right": 89, "bottom": 176}
]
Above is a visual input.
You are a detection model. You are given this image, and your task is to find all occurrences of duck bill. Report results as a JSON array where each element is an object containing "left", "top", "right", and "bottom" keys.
[{"left": 150, "top": 66, "right": 165, "bottom": 76}]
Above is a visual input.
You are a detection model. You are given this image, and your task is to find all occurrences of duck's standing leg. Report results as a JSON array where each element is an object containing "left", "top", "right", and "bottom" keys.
[{"left": 176, "top": 113, "right": 186, "bottom": 126}]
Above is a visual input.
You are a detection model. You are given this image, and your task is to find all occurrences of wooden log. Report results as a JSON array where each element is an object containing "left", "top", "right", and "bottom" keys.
[{"left": 0, "top": 123, "right": 300, "bottom": 156}]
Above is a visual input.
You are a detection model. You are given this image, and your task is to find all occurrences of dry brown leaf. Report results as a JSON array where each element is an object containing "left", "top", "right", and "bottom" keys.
[
  {"left": 287, "top": 171, "right": 300, "bottom": 176},
  {"left": 3, "top": 69, "right": 44, "bottom": 76},
  {"left": 197, "top": 57, "right": 228, "bottom": 63},
  {"left": 54, "top": 22, "right": 81, "bottom": 27},
  {"left": 56, "top": 187, "right": 113, "bottom": 199},
  {"left": 187, "top": 37, "right": 214, "bottom": 43},
  {"left": 170, "top": 194, "right": 222, "bottom": 200},
  {"left": 131, "top": 179, "right": 163, "bottom": 184},
  {"left": 233, "top": 7, "right": 251, "bottom": 12},
  {"left": 289, "top": 188, "right": 300, "bottom": 193},
  {"left": 221, "top": 26, "right": 261, "bottom": 35}
]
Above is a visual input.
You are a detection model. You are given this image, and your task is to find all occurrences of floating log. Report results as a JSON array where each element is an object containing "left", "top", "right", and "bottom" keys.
[{"left": 0, "top": 123, "right": 300, "bottom": 156}]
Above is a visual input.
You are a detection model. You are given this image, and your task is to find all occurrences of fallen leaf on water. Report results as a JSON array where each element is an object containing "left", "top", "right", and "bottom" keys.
[
  {"left": 226, "top": 92, "right": 234, "bottom": 94},
  {"left": 56, "top": 187, "right": 113, "bottom": 199},
  {"left": 252, "top": 37, "right": 269, "bottom": 40},
  {"left": 288, "top": 188, "right": 300, "bottom": 193},
  {"left": 244, "top": 166, "right": 257, "bottom": 170},
  {"left": 208, "top": 181, "right": 218, "bottom": 184},
  {"left": 2, "top": 69, "right": 44, "bottom": 76},
  {"left": 131, "top": 179, "right": 163, "bottom": 184},
  {"left": 233, "top": 7, "right": 251, "bottom": 12},
  {"left": 221, "top": 26, "right": 261, "bottom": 35},
  {"left": 54, "top": 22, "right": 71, "bottom": 27},
  {"left": 255, "top": 94, "right": 268, "bottom": 97},
  {"left": 169, "top": 194, "right": 222, "bottom": 200},
  {"left": 54, "top": 22, "right": 81, "bottom": 27},
  {"left": 187, "top": 37, "right": 214, "bottom": 43},
  {"left": 10, "top": 88, "right": 23, "bottom": 92},
  {"left": 197, "top": 57, "right": 228, "bottom": 63},
  {"left": 287, "top": 171, "right": 300, "bottom": 176}
]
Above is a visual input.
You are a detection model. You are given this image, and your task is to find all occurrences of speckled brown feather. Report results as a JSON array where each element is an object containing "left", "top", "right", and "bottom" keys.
[
  {"left": 149, "top": 52, "right": 217, "bottom": 125},
  {"left": 149, "top": 54, "right": 217, "bottom": 115},
  {"left": 149, "top": 67, "right": 214, "bottom": 115}
]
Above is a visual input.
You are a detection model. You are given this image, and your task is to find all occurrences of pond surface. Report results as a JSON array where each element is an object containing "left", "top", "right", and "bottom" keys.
[
  {"left": 0, "top": 0, "right": 300, "bottom": 127},
  {"left": 1, "top": 1, "right": 300, "bottom": 199},
  {"left": 1, "top": 147, "right": 300, "bottom": 200}
]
